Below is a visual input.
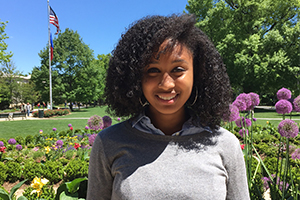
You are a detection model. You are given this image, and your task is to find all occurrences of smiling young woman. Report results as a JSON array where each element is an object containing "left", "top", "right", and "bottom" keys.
[{"left": 87, "top": 14, "right": 250, "bottom": 200}]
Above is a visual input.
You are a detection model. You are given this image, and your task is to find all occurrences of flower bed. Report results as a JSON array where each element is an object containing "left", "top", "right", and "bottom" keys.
[
  {"left": 32, "top": 109, "right": 71, "bottom": 118},
  {"left": 0, "top": 115, "right": 112, "bottom": 199}
]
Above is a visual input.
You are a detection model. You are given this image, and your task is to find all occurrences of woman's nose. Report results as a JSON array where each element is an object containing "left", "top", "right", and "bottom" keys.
[{"left": 158, "top": 73, "right": 175, "bottom": 90}]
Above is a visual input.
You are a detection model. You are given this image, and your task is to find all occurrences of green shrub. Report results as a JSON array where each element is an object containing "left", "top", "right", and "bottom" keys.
[
  {"left": 59, "top": 158, "right": 69, "bottom": 166},
  {"left": 25, "top": 135, "right": 34, "bottom": 145},
  {"left": 23, "top": 160, "right": 43, "bottom": 182},
  {"left": 59, "top": 131, "right": 67, "bottom": 137},
  {"left": 32, "top": 151, "right": 44, "bottom": 161},
  {"left": 65, "top": 150, "right": 75, "bottom": 160},
  {"left": 27, "top": 143, "right": 35, "bottom": 149},
  {"left": 64, "top": 159, "right": 89, "bottom": 182},
  {"left": 5, "top": 161, "right": 22, "bottom": 182},
  {"left": 15, "top": 135, "right": 25, "bottom": 145},
  {"left": 42, "top": 161, "right": 64, "bottom": 183},
  {"left": 0, "top": 138, "right": 8, "bottom": 147},
  {"left": 22, "top": 184, "right": 55, "bottom": 200},
  {"left": 15, "top": 156, "right": 25, "bottom": 164},
  {"left": 0, "top": 162, "right": 8, "bottom": 185}
]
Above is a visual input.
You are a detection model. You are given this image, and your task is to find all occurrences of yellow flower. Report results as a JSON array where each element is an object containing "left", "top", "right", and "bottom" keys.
[
  {"left": 30, "top": 177, "right": 49, "bottom": 197},
  {"left": 44, "top": 146, "right": 50, "bottom": 154},
  {"left": 267, "top": 121, "right": 269, "bottom": 124},
  {"left": 39, "top": 131, "right": 43, "bottom": 134},
  {"left": 54, "top": 138, "right": 57, "bottom": 140},
  {"left": 69, "top": 143, "right": 73, "bottom": 145}
]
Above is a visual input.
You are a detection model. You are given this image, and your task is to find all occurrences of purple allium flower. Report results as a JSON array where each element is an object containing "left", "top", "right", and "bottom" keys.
[
  {"left": 239, "top": 128, "right": 248, "bottom": 137},
  {"left": 88, "top": 134, "right": 97, "bottom": 146},
  {"left": 278, "top": 119, "right": 299, "bottom": 138},
  {"left": 262, "top": 177, "right": 271, "bottom": 189},
  {"left": 236, "top": 93, "right": 252, "bottom": 111},
  {"left": 56, "top": 140, "right": 64, "bottom": 147},
  {"left": 0, "top": 141, "right": 4, "bottom": 147},
  {"left": 16, "top": 144, "right": 22, "bottom": 151},
  {"left": 87, "top": 115, "right": 103, "bottom": 131},
  {"left": 53, "top": 127, "right": 57, "bottom": 131},
  {"left": 68, "top": 124, "right": 72, "bottom": 127},
  {"left": 228, "top": 104, "right": 239, "bottom": 122},
  {"left": 253, "top": 118, "right": 257, "bottom": 122},
  {"left": 235, "top": 117, "right": 251, "bottom": 127},
  {"left": 8, "top": 138, "right": 16, "bottom": 145},
  {"left": 117, "top": 117, "right": 121, "bottom": 121},
  {"left": 291, "top": 148, "right": 300, "bottom": 160},
  {"left": 248, "top": 92, "right": 260, "bottom": 110},
  {"left": 275, "top": 99, "right": 293, "bottom": 114},
  {"left": 293, "top": 95, "right": 300, "bottom": 112},
  {"left": 232, "top": 99, "right": 247, "bottom": 112},
  {"left": 277, "top": 87, "right": 292, "bottom": 100},
  {"left": 102, "top": 116, "right": 112, "bottom": 129},
  {"left": 85, "top": 126, "right": 89, "bottom": 130},
  {"left": 235, "top": 117, "right": 243, "bottom": 127}
]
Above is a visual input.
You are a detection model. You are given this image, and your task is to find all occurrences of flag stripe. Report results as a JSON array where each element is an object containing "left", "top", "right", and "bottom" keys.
[{"left": 49, "top": 6, "right": 60, "bottom": 34}]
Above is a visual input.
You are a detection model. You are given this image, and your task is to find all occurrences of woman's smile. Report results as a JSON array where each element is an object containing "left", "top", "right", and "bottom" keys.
[{"left": 142, "top": 40, "right": 194, "bottom": 119}]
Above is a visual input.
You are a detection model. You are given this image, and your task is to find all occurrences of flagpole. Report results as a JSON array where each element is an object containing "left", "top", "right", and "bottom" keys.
[{"left": 47, "top": 0, "right": 52, "bottom": 110}]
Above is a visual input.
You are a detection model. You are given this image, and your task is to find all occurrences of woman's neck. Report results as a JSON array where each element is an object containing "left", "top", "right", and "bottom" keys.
[{"left": 145, "top": 107, "right": 189, "bottom": 136}]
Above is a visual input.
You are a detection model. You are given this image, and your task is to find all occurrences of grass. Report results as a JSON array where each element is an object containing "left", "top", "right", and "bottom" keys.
[
  {"left": 0, "top": 106, "right": 123, "bottom": 140},
  {"left": 0, "top": 106, "right": 299, "bottom": 140}
]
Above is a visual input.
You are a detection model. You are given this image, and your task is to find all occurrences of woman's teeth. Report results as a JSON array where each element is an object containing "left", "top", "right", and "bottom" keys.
[{"left": 158, "top": 95, "right": 176, "bottom": 100}]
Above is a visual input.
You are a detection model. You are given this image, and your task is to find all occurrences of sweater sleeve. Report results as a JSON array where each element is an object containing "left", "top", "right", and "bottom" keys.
[
  {"left": 87, "top": 134, "right": 113, "bottom": 200},
  {"left": 221, "top": 129, "right": 250, "bottom": 200}
]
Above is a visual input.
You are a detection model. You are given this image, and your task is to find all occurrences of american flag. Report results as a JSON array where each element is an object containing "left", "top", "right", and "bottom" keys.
[{"left": 49, "top": 6, "right": 59, "bottom": 34}]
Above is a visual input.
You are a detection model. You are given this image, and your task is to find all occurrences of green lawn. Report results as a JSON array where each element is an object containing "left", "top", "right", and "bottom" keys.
[
  {"left": 0, "top": 106, "right": 299, "bottom": 140},
  {"left": 0, "top": 106, "right": 123, "bottom": 140}
]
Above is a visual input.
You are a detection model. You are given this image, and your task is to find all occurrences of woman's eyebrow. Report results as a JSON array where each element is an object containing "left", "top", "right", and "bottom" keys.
[{"left": 172, "top": 59, "right": 188, "bottom": 64}]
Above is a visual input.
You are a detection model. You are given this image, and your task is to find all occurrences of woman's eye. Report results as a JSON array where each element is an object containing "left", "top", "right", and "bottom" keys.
[
  {"left": 147, "top": 68, "right": 160, "bottom": 74},
  {"left": 172, "top": 67, "right": 185, "bottom": 73}
]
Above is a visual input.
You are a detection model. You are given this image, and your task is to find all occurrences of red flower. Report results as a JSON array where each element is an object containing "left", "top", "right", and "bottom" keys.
[
  {"left": 70, "top": 127, "right": 73, "bottom": 131},
  {"left": 240, "top": 144, "right": 245, "bottom": 150},
  {"left": 0, "top": 146, "right": 6, "bottom": 153},
  {"left": 74, "top": 143, "right": 80, "bottom": 150}
]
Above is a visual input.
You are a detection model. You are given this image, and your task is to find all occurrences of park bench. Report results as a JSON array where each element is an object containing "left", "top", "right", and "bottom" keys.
[
  {"left": 0, "top": 113, "right": 10, "bottom": 120},
  {"left": 12, "top": 112, "right": 27, "bottom": 120}
]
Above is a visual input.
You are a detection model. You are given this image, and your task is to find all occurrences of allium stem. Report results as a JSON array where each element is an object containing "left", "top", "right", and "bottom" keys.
[{"left": 282, "top": 138, "right": 289, "bottom": 199}]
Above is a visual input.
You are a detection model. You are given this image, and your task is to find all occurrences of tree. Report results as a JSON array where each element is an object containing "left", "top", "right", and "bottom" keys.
[
  {"left": 0, "top": 20, "right": 12, "bottom": 65},
  {"left": 31, "top": 28, "right": 102, "bottom": 106},
  {"left": 0, "top": 61, "right": 21, "bottom": 109},
  {"left": 93, "top": 53, "right": 111, "bottom": 103},
  {"left": 186, "top": 0, "right": 300, "bottom": 103}
]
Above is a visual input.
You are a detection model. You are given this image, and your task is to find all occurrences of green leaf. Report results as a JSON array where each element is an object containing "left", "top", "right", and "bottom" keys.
[
  {"left": 0, "top": 189, "right": 9, "bottom": 200},
  {"left": 59, "top": 191, "right": 79, "bottom": 200},
  {"left": 17, "top": 196, "right": 28, "bottom": 200},
  {"left": 65, "top": 177, "right": 88, "bottom": 194},
  {"left": 9, "top": 179, "right": 27, "bottom": 199}
]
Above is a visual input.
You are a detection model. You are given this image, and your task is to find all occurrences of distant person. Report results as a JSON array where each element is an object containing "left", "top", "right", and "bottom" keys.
[
  {"left": 43, "top": 102, "right": 46, "bottom": 109},
  {"left": 25, "top": 103, "right": 31, "bottom": 117},
  {"left": 37, "top": 103, "right": 40, "bottom": 109},
  {"left": 64, "top": 100, "right": 67, "bottom": 108}
]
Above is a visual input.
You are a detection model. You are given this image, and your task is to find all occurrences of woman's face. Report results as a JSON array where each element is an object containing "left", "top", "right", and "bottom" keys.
[{"left": 142, "top": 41, "right": 194, "bottom": 118}]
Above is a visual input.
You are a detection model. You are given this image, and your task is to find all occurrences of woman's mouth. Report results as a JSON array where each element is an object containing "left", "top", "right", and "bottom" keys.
[{"left": 157, "top": 95, "right": 177, "bottom": 100}]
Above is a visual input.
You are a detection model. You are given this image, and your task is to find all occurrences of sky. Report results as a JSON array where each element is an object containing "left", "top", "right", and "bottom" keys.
[{"left": 1, "top": 0, "right": 189, "bottom": 75}]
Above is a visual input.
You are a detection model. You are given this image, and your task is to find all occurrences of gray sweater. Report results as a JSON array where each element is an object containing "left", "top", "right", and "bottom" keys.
[{"left": 87, "top": 120, "right": 250, "bottom": 200}]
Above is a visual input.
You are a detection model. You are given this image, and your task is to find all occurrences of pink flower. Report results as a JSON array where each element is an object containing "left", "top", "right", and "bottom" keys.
[
  {"left": 239, "top": 128, "right": 248, "bottom": 137},
  {"left": 232, "top": 99, "right": 247, "bottom": 111},
  {"left": 277, "top": 87, "right": 291, "bottom": 100},
  {"left": 293, "top": 95, "right": 300, "bottom": 112},
  {"left": 278, "top": 119, "right": 298, "bottom": 138},
  {"left": 240, "top": 144, "right": 245, "bottom": 150},
  {"left": 275, "top": 99, "right": 293, "bottom": 114},
  {"left": 236, "top": 93, "right": 252, "bottom": 111},
  {"left": 228, "top": 104, "right": 240, "bottom": 122}
]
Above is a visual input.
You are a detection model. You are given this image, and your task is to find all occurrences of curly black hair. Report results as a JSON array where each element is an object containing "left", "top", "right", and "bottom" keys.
[{"left": 104, "top": 14, "right": 232, "bottom": 130}]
